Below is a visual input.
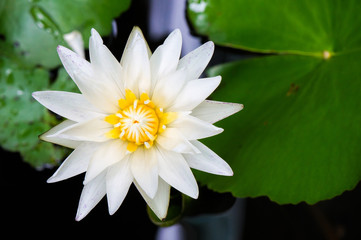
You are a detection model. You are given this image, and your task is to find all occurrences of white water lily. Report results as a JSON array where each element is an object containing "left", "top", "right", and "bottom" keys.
[{"left": 32, "top": 27, "right": 243, "bottom": 221}]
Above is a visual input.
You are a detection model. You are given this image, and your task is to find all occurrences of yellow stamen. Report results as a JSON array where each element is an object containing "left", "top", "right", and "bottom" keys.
[
  {"left": 158, "top": 124, "right": 166, "bottom": 133},
  {"left": 144, "top": 140, "right": 155, "bottom": 149},
  {"left": 162, "top": 112, "right": 178, "bottom": 125},
  {"left": 105, "top": 114, "right": 120, "bottom": 125},
  {"left": 156, "top": 107, "right": 163, "bottom": 118},
  {"left": 125, "top": 89, "right": 136, "bottom": 102},
  {"left": 105, "top": 89, "right": 178, "bottom": 150},
  {"left": 140, "top": 92, "right": 150, "bottom": 103},
  {"left": 144, "top": 100, "right": 155, "bottom": 108},
  {"left": 145, "top": 131, "right": 156, "bottom": 141},
  {"left": 118, "top": 89, "right": 137, "bottom": 109},
  {"left": 105, "top": 127, "right": 121, "bottom": 139},
  {"left": 144, "top": 141, "right": 151, "bottom": 149},
  {"left": 119, "top": 129, "right": 125, "bottom": 139},
  {"left": 127, "top": 142, "right": 138, "bottom": 152},
  {"left": 118, "top": 99, "right": 127, "bottom": 109}
]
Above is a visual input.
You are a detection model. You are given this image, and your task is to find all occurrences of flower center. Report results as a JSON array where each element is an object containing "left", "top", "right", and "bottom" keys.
[
  {"left": 105, "top": 89, "right": 177, "bottom": 152},
  {"left": 120, "top": 102, "right": 159, "bottom": 143}
]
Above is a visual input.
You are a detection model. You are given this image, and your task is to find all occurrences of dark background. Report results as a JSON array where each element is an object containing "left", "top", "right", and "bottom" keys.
[
  {"left": 2, "top": 0, "right": 361, "bottom": 239},
  {"left": 3, "top": 147, "right": 361, "bottom": 239}
]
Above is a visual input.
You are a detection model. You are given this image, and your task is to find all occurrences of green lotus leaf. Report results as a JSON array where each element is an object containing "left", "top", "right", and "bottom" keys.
[
  {"left": 188, "top": 0, "right": 361, "bottom": 203},
  {"left": 0, "top": 0, "right": 131, "bottom": 68}
]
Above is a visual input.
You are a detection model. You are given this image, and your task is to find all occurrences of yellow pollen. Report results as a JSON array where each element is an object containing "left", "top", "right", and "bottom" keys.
[{"left": 105, "top": 89, "right": 178, "bottom": 151}]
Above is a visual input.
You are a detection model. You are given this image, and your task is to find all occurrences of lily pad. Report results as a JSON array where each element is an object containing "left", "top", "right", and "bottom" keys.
[
  {"left": 188, "top": 0, "right": 361, "bottom": 203},
  {"left": 0, "top": 43, "right": 77, "bottom": 168},
  {"left": 0, "top": 0, "right": 131, "bottom": 168},
  {"left": 0, "top": 0, "right": 131, "bottom": 68},
  {"left": 188, "top": 0, "right": 361, "bottom": 55}
]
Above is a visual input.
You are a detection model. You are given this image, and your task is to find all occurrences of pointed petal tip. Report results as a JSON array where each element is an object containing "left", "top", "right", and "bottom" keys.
[
  {"left": 130, "top": 26, "right": 144, "bottom": 39},
  {"left": 220, "top": 165, "right": 234, "bottom": 176},
  {"left": 171, "top": 28, "right": 181, "bottom": 36},
  {"left": 218, "top": 162, "right": 234, "bottom": 176},
  {"left": 90, "top": 28, "right": 102, "bottom": 42},
  {"left": 108, "top": 207, "right": 117, "bottom": 216},
  {"left": 57, "top": 45, "right": 76, "bottom": 59},
  {"left": 132, "top": 25, "right": 142, "bottom": 33},
  {"left": 217, "top": 127, "right": 224, "bottom": 134},
  {"left": 31, "top": 91, "right": 39, "bottom": 99},
  {"left": 181, "top": 183, "right": 199, "bottom": 199},
  {"left": 167, "top": 28, "right": 182, "bottom": 46},
  {"left": 233, "top": 103, "right": 244, "bottom": 114},
  {"left": 191, "top": 188, "right": 199, "bottom": 199},
  {"left": 74, "top": 199, "right": 93, "bottom": 222},
  {"left": 155, "top": 210, "right": 169, "bottom": 220},
  {"left": 221, "top": 169, "right": 234, "bottom": 176},
  {"left": 56, "top": 45, "right": 66, "bottom": 53},
  {"left": 75, "top": 208, "right": 84, "bottom": 221},
  {"left": 75, "top": 214, "right": 83, "bottom": 222},
  {"left": 203, "top": 41, "right": 215, "bottom": 53},
  {"left": 46, "top": 177, "right": 55, "bottom": 183},
  {"left": 38, "top": 133, "right": 46, "bottom": 141}
]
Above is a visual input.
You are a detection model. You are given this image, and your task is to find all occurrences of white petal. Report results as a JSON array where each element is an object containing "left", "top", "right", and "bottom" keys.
[
  {"left": 130, "top": 147, "right": 158, "bottom": 199},
  {"left": 191, "top": 100, "right": 244, "bottom": 124},
  {"left": 135, "top": 177, "right": 170, "bottom": 220},
  {"left": 177, "top": 41, "right": 214, "bottom": 81},
  {"left": 49, "top": 117, "right": 112, "bottom": 142},
  {"left": 40, "top": 120, "right": 81, "bottom": 148},
  {"left": 121, "top": 27, "right": 151, "bottom": 65},
  {"left": 150, "top": 29, "right": 182, "bottom": 91},
  {"left": 84, "top": 139, "right": 127, "bottom": 184},
  {"left": 32, "top": 91, "right": 106, "bottom": 122},
  {"left": 89, "top": 28, "right": 125, "bottom": 99},
  {"left": 156, "top": 145, "right": 199, "bottom": 199},
  {"left": 75, "top": 171, "right": 106, "bottom": 221},
  {"left": 184, "top": 141, "right": 233, "bottom": 176},
  {"left": 156, "top": 128, "right": 200, "bottom": 154},
  {"left": 57, "top": 45, "right": 93, "bottom": 87},
  {"left": 57, "top": 45, "right": 118, "bottom": 113},
  {"left": 151, "top": 68, "right": 187, "bottom": 108},
  {"left": 106, "top": 155, "right": 133, "bottom": 215},
  {"left": 47, "top": 142, "right": 100, "bottom": 183},
  {"left": 121, "top": 30, "right": 151, "bottom": 96},
  {"left": 169, "top": 114, "right": 223, "bottom": 140},
  {"left": 168, "top": 76, "right": 221, "bottom": 112},
  {"left": 63, "top": 30, "right": 85, "bottom": 59}
]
